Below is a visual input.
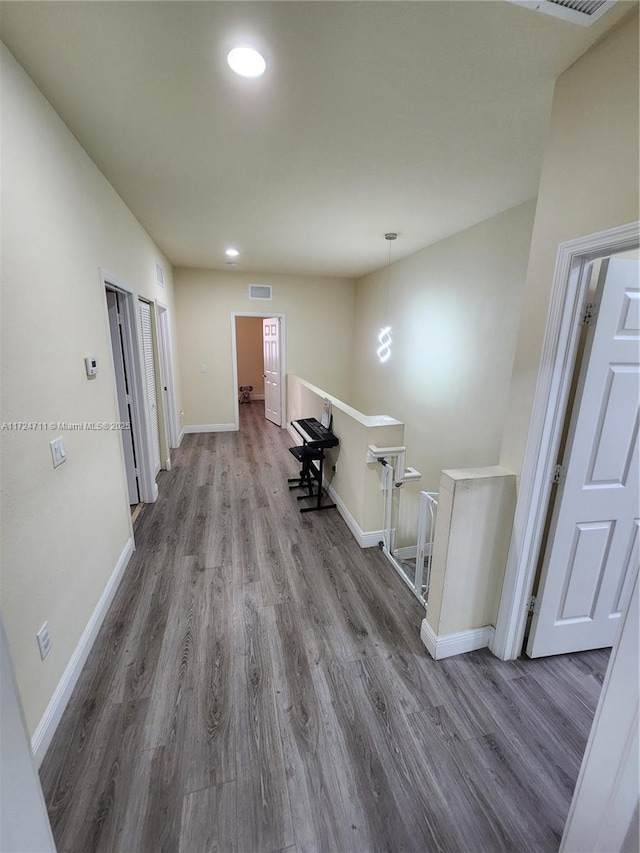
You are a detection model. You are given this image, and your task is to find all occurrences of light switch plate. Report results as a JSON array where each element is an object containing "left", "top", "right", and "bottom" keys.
[
  {"left": 50, "top": 436, "right": 66, "bottom": 468},
  {"left": 36, "top": 622, "right": 51, "bottom": 660}
]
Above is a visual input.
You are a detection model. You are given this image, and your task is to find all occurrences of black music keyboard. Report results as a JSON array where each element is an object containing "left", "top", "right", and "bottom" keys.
[{"left": 291, "top": 417, "right": 339, "bottom": 449}]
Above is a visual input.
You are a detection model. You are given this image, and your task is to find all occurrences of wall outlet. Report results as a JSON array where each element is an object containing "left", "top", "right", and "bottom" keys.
[{"left": 36, "top": 622, "right": 51, "bottom": 660}]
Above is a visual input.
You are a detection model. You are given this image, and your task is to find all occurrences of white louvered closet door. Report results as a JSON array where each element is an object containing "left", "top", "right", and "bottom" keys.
[{"left": 138, "top": 299, "right": 162, "bottom": 476}]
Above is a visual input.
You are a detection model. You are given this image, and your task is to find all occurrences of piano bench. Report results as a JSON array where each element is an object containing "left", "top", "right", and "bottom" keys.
[
  {"left": 288, "top": 445, "right": 323, "bottom": 495},
  {"left": 289, "top": 445, "right": 323, "bottom": 464}
]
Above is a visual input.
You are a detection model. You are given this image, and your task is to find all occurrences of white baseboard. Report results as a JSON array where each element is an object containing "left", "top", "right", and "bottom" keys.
[
  {"left": 420, "top": 619, "right": 495, "bottom": 661},
  {"left": 326, "top": 483, "right": 384, "bottom": 549},
  {"left": 183, "top": 423, "right": 237, "bottom": 433},
  {"left": 178, "top": 427, "right": 185, "bottom": 445},
  {"left": 286, "top": 422, "right": 300, "bottom": 445},
  {"left": 31, "top": 537, "right": 134, "bottom": 767}
]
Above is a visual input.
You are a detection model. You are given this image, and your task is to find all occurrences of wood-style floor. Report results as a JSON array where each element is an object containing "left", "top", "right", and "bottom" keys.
[{"left": 40, "top": 403, "right": 609, "bottom": 853}]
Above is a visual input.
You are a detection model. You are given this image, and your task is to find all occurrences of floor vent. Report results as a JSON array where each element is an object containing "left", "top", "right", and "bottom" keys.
[
  {"left": 506, "top": 0, "right": 616, "bottom": 25},
  {"left": 249, "top": 284, "right": 272, "bottom": 300}
]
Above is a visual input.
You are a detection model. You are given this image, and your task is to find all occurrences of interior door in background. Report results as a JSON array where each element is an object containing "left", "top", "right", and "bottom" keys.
[
  {"left": 138, "top": 299, "right": 162, "bottom": 476},
  {"left": 263, "top": 318, "right": 281, "bottom": 426},
  {"left": 106, "top": 289, "right": 140, "bottom": 505},
  {"left": 527, "top": 258, "right": 639, "bottom": 658}
]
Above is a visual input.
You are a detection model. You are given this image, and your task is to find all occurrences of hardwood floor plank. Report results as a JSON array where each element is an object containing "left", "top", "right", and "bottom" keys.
[
  {"left": 73, "top": 697, "right": 151, "bottom": 853},
  {"left": 322, "top": 658, "right": 447, "bottom": 853},
  {"left": 119, "top": 565, "right": 173, "bottom": 705},
  {"left": 235, "top": 582, "right": 294, "bottom": 853},
  {"left": 179, "top": 781, "right": 237, "bottom": 853},
  {"left": 355, "top": 655, "right": 507, "bottom": 852},
  {"left": 117, "top": 742, "right": 186, "bottom": 853},
  {"left": 253, "top": 509, "right": 294, "bottom": 606},
  {"left": 183, "top": 563, "right": 236, "bottom": 792},
  {"left": 141, "top": 556, "right": 199, "bottom": 751},
  {"left": 230, "top": 497, "right": 260, "bottom": 576},
  {"left": 476, "top": 674, "right": 589, "bottom": 787},
  {"left": 526, "top": 648, "right": 609, "bottom": 711},
  {"left": 453, "top": 731, "right": 566, "bottom": 852},
  {"left": 266, "top": 602, "right": 369, "bottom": 853},
  {"left": 42, "top": 698, "right": 125, "bottom": 851}
]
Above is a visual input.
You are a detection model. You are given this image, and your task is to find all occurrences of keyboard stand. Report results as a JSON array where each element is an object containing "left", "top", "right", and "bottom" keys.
[{"left": 288, "top": 445, "right": 336, "bottom": 513}]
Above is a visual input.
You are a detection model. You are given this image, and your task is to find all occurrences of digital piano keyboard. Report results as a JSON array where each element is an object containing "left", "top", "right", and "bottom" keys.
[{"left": 291, "top": 417, "right": 339, "bottom": 449}]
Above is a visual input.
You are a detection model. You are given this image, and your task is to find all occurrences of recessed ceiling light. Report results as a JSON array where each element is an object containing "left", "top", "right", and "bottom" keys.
[
  {"left": 227, "top": 47, "right": 266, "bottom": 78},
  {"left": 225, "top": 248, "right": 240, "bottom": 257}
]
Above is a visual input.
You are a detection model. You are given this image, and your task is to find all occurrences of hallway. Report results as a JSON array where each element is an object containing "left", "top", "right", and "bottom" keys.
[{"left": 39, "top": 404, "right": 608, "bottom": 852}]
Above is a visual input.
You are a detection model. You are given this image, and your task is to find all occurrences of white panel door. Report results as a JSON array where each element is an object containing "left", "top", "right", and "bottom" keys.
[
  {"left": 138, "top": 300, "right": 162, "bottom": 476},
  {"left": 527, "top": 258, "right": 639, "bottom": 657},
  {"left": 262, "top": 318, "right": 281, "bottom": 426}
]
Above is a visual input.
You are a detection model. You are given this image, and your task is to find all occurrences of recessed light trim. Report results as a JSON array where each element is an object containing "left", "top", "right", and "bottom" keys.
[
  {"left": 225, "top": 248, "right": 240, "bottom": 257},
  {"left": 227, "top": 47, "right": 266, "bottom": 78}
]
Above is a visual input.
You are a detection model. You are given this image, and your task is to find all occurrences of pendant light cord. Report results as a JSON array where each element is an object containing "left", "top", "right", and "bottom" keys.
[
  {"left": 386, "top": 238, "right": 392, "bottom": 317},
  {"left": 384, "top": 232, "right": 397, "bottom": 319}
]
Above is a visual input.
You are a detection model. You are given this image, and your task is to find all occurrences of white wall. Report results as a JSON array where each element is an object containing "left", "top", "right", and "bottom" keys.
[
  {"left": 174, "top": 268, "right": 355, "bottom": 427},
  {"left": 351, "top": 200, "right": 535, "bottom": 543},
  {"left": 0, "top": 617, "right": 55, "bottom": 852},
  {"left": 0, "top": 43, "right": 181, "bottom": 740},
  {"left": 500, "top": 12, "right": 639, "bottom": 476}
]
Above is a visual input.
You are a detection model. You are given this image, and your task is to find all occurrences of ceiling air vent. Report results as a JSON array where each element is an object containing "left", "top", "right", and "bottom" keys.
[
  {"left": 249, "top": 284, "right": 272, "bottom": 301},
  {"left": 506, "top": 0, "right": 617, "bottom": 26}
]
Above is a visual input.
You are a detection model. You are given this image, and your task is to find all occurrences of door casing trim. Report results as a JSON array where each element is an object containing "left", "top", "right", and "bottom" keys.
[
  {"left": 155, "top": 300, "right": 180, "bottom": 452},
  {"left": 230, "top": 312, "right": 287, "bottom": 430},
  {"left": 100, "top": 268, "right": 159, "bottom": 505},
  {"left": 491, "top": 220, "right": 640, "bottom": 661}
]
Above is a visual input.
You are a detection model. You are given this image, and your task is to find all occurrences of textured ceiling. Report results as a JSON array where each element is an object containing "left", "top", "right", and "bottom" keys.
[{"left": 0, "top": 1, "right": 634, "bottom": 277}]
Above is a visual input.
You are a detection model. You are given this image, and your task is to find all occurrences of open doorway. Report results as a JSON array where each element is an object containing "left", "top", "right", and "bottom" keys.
[
  {"left": 231, "top": 312, "right": 286, "bottom": 430},
  {"left": 101, "top": 270, "right": 160, "bottom": 507}
]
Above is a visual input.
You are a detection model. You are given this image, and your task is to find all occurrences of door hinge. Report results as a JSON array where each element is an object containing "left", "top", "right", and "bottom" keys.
[
  {"left": 580, "top": 302, "right": 598, "bottom": 326},
  {"left": 528, "top": 595, "right": 537, "bottom": 614},
  {"left": 552, "top": 464, "right": 567, "bottom": 485},
  {"left": 116, "top": 311, "right": 123, "bottom": 325}
]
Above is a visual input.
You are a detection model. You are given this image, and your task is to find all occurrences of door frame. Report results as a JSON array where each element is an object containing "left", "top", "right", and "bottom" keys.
[
  {"left": 100, "top": 269, "right": 158, "bottom": 504},
  {"left": 230, "top": 312, "right": 287, "bottom": 430},
  {"left": 155, "top": 301, "right": 180, "bottom": 452},
  {"left": 105, "top": 288, "right": 140, "bottom": 507},
  {"left": 138, "top": 297, "right": 162, "bottom": 477},
  {"left": 559, "top": 568, "right": 639, "bottom": 851},
  {"left": 491, "top": 220, "right": 639, "bottom": 661}
]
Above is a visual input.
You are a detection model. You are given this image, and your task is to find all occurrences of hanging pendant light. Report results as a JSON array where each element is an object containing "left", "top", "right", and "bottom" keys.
[{"left": 377, "top": 232, "right": 397, "bottom": 363}]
